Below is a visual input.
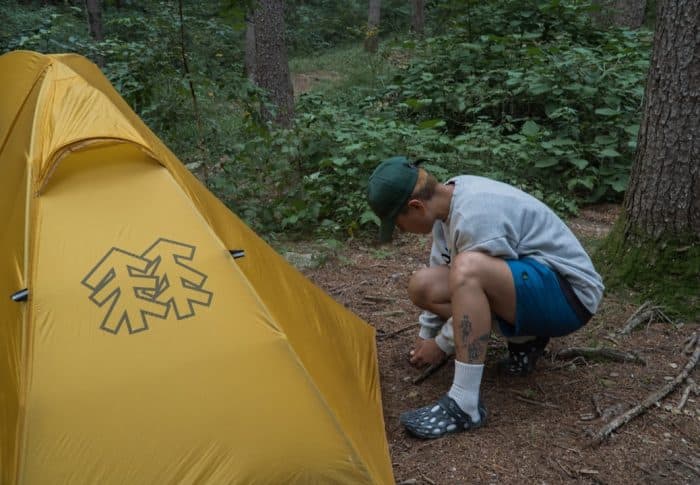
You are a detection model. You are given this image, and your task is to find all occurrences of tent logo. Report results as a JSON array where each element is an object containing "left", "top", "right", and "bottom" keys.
[{"left": 82, "top": 238, "right": 213, "bottom": 335}]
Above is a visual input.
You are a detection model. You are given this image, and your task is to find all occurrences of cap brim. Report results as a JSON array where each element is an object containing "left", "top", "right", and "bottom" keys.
[{"left": 378, "top": 218, "right": 395, "bottom": 243}]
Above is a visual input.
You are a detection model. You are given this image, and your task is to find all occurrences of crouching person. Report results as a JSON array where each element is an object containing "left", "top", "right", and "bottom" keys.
[{"left": 366, "top": 156, "right": 604, "bottom": 439}]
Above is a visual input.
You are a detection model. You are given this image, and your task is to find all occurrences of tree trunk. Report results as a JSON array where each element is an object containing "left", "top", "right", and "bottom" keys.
[
  {"left": 84, "top": 0, "right": 103, "bottom": 41},
  {"left": 592, "top": 0, "right": 647, "bottom": 29},
  {"left": 244, "top": 13, "right": 256, "bottom": 83},
  {"left": 598, "top": 0, "right": 700, "bottom": 319},
  {"left": 252, "top": 0, "right": 294, "bottom": 127},
  {"left": 624, "top": 0, "right": 699, "bottom": 240},
  {"left": 364, "top": 0, "right": 381, "bottom": 53},
  {"left": 410, "top": 0, "right": 425, "bottom": 36}
]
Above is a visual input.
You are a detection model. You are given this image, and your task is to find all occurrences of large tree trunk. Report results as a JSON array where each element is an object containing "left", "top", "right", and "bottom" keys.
[
  {"left": 244, "top": 13, "right": 256, "bottom": 83},
  {"left": 84, "top": 0, "right": 103, "bottom": 41},
  {"left": 599, "top": 0, "right": 699, "bottom": 319},
  {"left": 364, "top": 0, "right": 381, "bottom": 53},
  {"left": 252, "top": 0, "right": 294, "bottom": 127},
  {"left": 624, "top": 0, "right": 699, "bottom": 240},
  {"left": 410, "top": 0, "right": 425, "bottom": 36},
  {"left": 592, "top": 0, "right": 647, "bottom": 29}
]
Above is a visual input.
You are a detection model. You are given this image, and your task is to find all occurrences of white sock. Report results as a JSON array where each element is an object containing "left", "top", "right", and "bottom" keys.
[{"left": 447, "top": 361, "right": 484, "bottom": 423}]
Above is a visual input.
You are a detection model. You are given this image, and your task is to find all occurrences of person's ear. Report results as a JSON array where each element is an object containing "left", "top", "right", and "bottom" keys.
[{"left": 407, "top": 198, "right": 424, "bottom": 211}]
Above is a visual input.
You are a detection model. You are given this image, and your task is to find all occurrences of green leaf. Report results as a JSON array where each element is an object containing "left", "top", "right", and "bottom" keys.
[
  {"left": 418, "top": 119, "right": 445, "bottom": 130},
  {"left": 599, "top": 148, "right": 621, "bottom": 158},
  {"left": 568, "top": 158, "right": 589, "bottom": 169},
  {"left": 594, "top": 108, "right": 619, "bottom": 116},
  {"left": 521, "top": 120, "right": 541, "bottom": 137},
  {"left": 534, "top": 158, "right": 559, "bottom": 168},
  {"left": 360, "top": 210, "right": 380, "bottom": 226}
]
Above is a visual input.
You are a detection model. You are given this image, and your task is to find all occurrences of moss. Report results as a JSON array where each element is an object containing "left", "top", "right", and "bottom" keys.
[{"left": 595, "top": 213, "right": 700, "bottom": 321}]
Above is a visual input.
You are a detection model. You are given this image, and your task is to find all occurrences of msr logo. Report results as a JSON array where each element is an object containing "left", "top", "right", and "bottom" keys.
[{"left": 82, "top": 238, "right": 213, "bottom": 335}]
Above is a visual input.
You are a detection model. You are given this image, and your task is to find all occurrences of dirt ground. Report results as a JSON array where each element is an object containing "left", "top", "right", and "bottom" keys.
[{"left": 294, "top": 204, "right": 700, "bottom": 484}]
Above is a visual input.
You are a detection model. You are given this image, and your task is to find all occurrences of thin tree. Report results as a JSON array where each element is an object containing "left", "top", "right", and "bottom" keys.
[
  {"left": 410, "top": 0, "right": 425, "bottom": 36},
  {"left": 364, "top": 0, "right": 381, "bottom": 53},
  {"left": 251, "top": 0, "right": 294, "bottom": 126},
  {"left": 599, "top": 0, "right": 699, "bottom": 316},
  {"left": 592, "top": 0, "right": 647, "bottom": 29},
  {"left": 84, "top": 0, "right": 103, "bottom": 41}
]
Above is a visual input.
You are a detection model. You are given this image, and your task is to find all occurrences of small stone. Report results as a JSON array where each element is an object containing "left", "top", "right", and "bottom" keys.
[
  {"left": 669, "top": 363, "right": 678, "bottom": 369},
  {"left": 609, "top": 372, "right": 619, "bottom": 377},
  {"left": 664, "top": 376, "right": 674, "bottom": 381},
  {"left": 450, "top": 467, "right": 457, "bottom": 472},
  {"left": 663, "top": 432, "right": 671, "bottom": 439}
]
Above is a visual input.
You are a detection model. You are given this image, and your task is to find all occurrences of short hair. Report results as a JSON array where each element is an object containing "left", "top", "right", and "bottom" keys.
[{"left": 399, "top": 168, "right": 438, "bottom": 213}]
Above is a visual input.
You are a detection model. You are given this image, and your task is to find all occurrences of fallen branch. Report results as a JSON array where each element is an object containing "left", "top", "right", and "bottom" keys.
[
  {"left": 675, "top": 377, "right": 698, "bottom": 412},
  {"left": 377, "top": 323, "right": 417, "bottom": 340},
  {"left": 619, "top": 301, "right": 673, "bottom": 335},
  {"left": 554, "top": 347, "right": 646, "bottom": 365},
  {"left": 590, "top": 335, "right": 700, "bottom": 446},
  {"left": 684, "top": 332, "right": 698, "bottom": 355},
  {"left": 412, "top": 358, "right": 449, "bottom": 385}
]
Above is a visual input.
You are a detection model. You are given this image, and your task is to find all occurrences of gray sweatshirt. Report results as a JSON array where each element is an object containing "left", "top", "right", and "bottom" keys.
[{"left": 417, "top": 175, "right": 604, "bottom": 353}]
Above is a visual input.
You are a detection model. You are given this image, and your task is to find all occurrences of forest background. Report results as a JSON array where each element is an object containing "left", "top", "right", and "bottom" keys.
[{"left": 1, "top": 0, "right": 697, "bottom": 319}]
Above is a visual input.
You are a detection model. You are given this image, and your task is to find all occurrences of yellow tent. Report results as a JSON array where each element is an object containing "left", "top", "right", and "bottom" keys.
[{"left": 0, "top": 50, "right": 393, "bottom": 484}]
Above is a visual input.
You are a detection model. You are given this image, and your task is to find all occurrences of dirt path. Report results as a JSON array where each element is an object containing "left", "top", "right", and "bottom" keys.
[{"left": 296, "top": 205, "right": 700, "bottom": 484}]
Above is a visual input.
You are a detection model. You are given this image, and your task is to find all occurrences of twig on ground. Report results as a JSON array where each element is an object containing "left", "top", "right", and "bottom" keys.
[
  {"left": 592, "top": 394, "right": 604, "bottom": 417},
  {"left": 619, "top": 301, "right": 653, "bottom": 334},
  {"left": 684, "top": 332, "right": 698, "bottom": 355},
  {"left": 548, "top": 457, "right": 575, "bottom": 478},
  {"left": 363, "top": 294, "right": 397, "bottom": 303},
  {"left": 420, "top": 474, "right": 436, "bottom": 485},
  {"left": 514, "top": 395, "right": 560, "bottom": 409},
  {"left": 412, "top": 358, "right": 450, "bottom": 385},
  {"left": 602, "top": 335, "right": 620, "bottom": 346},
  {"left": 590, "top": 334, "right": 700, "bottom": 446},
  {"left": 510, "top": 389, "right": 559, "bottom": 409},
  {"left": 554, "top": 347, "right": 646, "bottom": 365},
  {"left": 619, "top": 301, "right": 674, "bottom": 335},
  {"left": 674, "top": 458, "right": 700, "bottom": 477},
  {"left": 675, "top": 377, "right": 698, "bottom": 412},
  {"left": 377, "top": 323, "right": 417, "bottom": 340},
  {"left": 373, "top": 310, "right": 405, "bottom": 317}
]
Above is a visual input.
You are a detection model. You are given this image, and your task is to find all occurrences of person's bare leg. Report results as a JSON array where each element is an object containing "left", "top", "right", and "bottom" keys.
[
  {"left": 407, "top": 265, "right": 451, "bottom": 319},
  {"left": 448, "top": 251, "right": 515, "bottom": 423}
]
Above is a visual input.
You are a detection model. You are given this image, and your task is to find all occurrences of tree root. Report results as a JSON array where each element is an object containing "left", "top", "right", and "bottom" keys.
[{"left": 590, "top": 333, "right": 700, "bottom": 446}]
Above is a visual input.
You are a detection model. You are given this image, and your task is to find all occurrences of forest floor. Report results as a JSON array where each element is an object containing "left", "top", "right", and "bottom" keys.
[{"left": 289, "top": 204, "right": 700, "bottom": 484}]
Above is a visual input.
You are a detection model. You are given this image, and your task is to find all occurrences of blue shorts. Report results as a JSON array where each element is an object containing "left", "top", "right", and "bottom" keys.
[{"left": 497, "top": 258, "right": 591, "bottom": 338}]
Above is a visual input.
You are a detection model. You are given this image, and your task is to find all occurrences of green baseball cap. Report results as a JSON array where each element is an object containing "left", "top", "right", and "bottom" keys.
[{"left": 367, "top": 156, "right": 420, "bottom": 242}]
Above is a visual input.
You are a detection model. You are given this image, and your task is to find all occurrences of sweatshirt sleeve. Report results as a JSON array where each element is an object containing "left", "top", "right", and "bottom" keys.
[{"left": 417, "top": 222, "right": 450, "bottom": 339}]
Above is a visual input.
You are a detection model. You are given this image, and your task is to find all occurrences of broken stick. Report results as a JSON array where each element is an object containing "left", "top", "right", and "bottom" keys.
[
  {"left": 412, "top": 358, "right": 449, "bottom": 385},
  {"left": 675, "top": 377, "right": 698, "bottom": 412},
  {"left": 590, "top": 334, "right": 700, "bottom": 446},
  {"left": 554, "top": 347, "right": 646, "bottom": 365},
  {"left": 377, "top": 323, "right": 417, "bottom": 340}
]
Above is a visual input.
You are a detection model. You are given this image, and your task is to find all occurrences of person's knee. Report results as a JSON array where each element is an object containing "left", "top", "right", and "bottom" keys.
[
  {"left": 408, "top": 268, "right": 435, "bottom": 306},
  {"left": 449, "top": 251, "right": 491, "bottom": 291}
]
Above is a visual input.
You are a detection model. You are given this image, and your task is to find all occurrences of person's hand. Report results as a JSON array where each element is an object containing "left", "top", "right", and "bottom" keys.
[{"left": 409, "top": 338, "right": 446, "bottom": 367}]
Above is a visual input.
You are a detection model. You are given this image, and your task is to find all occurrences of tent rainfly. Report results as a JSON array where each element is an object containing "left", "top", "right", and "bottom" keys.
[{"left": 0, "top": 50, "right": 393, "bottom": 484}]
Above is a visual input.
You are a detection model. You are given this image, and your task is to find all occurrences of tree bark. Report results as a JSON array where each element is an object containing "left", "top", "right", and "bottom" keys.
[
  {"left": 364, "top": 0, "right": 381, "bottom": 53},
  {"left": 624, "top": 0, "right": 699, "bottom": 240},
  {"left": 410, "top": 0, "right": 425, "bottom": 36},
  {"left": 84, "top": 0, "right": 103, "bottom": 41},
  {"left": 244, "top": 13, "right": 256, "bottom": 83},
  {"left": 252, "top": 0, "right": 294, "bottom": 127},
  {"left": 592, "top": 0, "right": 647, "bottom": 29}
]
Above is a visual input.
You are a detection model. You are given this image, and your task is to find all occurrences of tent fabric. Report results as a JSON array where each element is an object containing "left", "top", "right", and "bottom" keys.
[{"left": 0, "top": 50, "right": 393, "bottom": 484}]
